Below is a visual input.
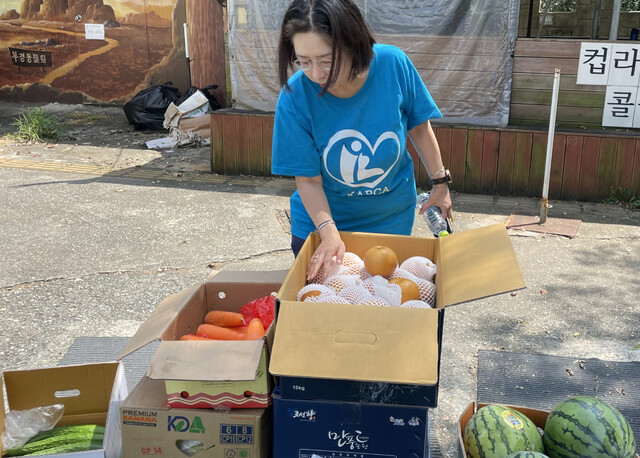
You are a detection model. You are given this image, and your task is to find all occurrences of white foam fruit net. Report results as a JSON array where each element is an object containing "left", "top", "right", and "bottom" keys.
[
  {"left": 402, "top": 299, "right": 433, "bottom": 308},
  {"left": 296, "top": 283, "right": 335, "bottom": 302},
  {"left": 323, "top": 274, "right": 362, "bottom": 294},
  {"left": 338, "top": 284, "right": 373, "bottom": 304},
  {"left": 400, "top": 256, "right": 437, "bottom": 282},
  {"left": 298, "top": 253, "right": 437, "bottom": 308},
  {"left": 362, "top": 275, "right": 402, "bottom": 307},
  {"left": 359, "top": 296, "right": 391, "bottom": 307},
  {"left": 296, "top": 283, "right": 351, "bottom": 304},
  {"left": 310, "top": 263, "right": 349, "bottom": 284},
  {"left": 389, "top": 268, "right": 436, "bottom": 307}
]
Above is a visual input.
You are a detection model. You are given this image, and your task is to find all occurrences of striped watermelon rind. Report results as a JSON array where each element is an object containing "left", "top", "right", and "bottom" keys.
[
  {"left": 543, "top": 395, "right": 636, "bottom": 458},
  {"left": 463, "top": 404, "right": 544, "bottom": 458},
  {"left": 505, "top": 452, "right": 550, "bottom": 458}
]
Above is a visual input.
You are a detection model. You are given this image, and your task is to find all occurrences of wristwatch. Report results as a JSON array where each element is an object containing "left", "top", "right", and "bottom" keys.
[{"left": 431, "top": 170, "right": 452, "bottom": 186}]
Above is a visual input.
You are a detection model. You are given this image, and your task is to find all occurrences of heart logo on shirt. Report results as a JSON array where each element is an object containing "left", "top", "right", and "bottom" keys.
[{"left": 323, "top": 129, "right": 401, "bottom": 188}]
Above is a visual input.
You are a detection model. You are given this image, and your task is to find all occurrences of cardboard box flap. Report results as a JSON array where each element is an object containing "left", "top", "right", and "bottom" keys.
[
  {"left": 3, "top": 362, "right": 119, "bottom": 415},
  {"left": 205, "top": 269, "right": 288, "bottom": 303},
  {"left": 437, "top": 223, "right": 525, "bottom": 308},
  {"left": 117, "top": 283, "right": 204, "bottom": 360},
  {"left": 269, "top": 301, "right": 440, "bottom": 384},
  {"left": 147, "top": 340, "right": 264, "bottom": 381}
]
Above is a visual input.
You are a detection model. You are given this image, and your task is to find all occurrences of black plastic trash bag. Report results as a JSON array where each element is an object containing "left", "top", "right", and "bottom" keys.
[
  {"left": 123, "top": 82, "right": 181, "bottom": 130},
  {"left": 176, "top": 84, "right": 221, "bottom": 111}
]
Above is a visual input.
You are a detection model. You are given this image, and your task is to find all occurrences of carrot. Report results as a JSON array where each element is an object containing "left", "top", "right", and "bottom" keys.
[
  {"left": 197, "top": 323, "right": 248, "bottom": 340},
  {"left": 245, "top": 318, "right": 266, "bottom": 340},
  {"left": 180, "top": 334, "right": 212, "bottom": 341},
  {"left": 204, "top": 310, "right": 246, "bottom": 327}
]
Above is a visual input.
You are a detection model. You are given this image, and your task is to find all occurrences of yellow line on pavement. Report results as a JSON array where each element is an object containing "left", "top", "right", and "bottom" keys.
[{"left": 0, "top": 157, "right": 226, "bottom": 184}]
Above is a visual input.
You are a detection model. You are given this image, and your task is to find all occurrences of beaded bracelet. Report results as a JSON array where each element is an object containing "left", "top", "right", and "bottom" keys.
[
  {"left": 428, "top": 166, "right": 446, "bottom": 179},
  {"left": 317, "top": 219, "right": 336, "bottom": 231}
]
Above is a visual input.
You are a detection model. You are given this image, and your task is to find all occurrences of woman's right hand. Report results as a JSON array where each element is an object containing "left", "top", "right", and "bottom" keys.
[{"left": 307, "top": 224, "right": 345, "bottom": 281}]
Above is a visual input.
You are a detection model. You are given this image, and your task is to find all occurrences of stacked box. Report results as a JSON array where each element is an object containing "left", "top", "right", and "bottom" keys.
[
  {"left": 120, "top": 376, "right": 271, "bottom": 458},
  {"left": 270, "top": 225, "right": 526, "bottom": 457},
  {"left": 117, "top": 270, "right": 287, "bottom": 410}
]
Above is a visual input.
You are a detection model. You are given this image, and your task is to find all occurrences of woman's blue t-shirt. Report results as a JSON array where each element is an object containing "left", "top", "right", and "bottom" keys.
[{"left": 271, "top": 43, "right": 442, "bottom": 240}]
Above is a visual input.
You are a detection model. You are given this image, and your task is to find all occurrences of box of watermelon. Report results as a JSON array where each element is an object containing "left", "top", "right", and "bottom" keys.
[
  {"left": 117, "top": 270, "right": 287, "bottom": 409},
  {"left": 457, "top": 400, "right": 639, "bottom": 457}
]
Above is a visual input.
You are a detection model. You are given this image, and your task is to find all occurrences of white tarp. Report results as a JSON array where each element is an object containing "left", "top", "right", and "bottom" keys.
[{"left": 227, "top": 0, "right": 519, "bottom": 127}]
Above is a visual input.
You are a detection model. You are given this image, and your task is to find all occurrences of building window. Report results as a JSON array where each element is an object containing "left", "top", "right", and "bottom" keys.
[
  {"left": 539, "top": 0, "right": 577, "bottom": 13},
  {"left": 622, "top": 0, "right": 640, "bottom": 12}
]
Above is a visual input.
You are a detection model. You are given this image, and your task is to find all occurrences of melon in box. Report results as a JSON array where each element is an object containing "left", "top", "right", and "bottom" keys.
[
  {"left": 117, "top": 270, "right": 287, "bottom": 409},
  {"left": 1, "top": 362, "right": 127, "bottom": 458},
  {"left": 457, "top": 401, "right": 639, "bottom": 458}
]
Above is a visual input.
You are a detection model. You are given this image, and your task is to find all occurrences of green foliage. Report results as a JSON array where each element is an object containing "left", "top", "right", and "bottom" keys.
[
  {"left": 604, "top": 187, "right": 640, "bottom": 210},
  {"left": 622, "top": 0, "right": 640, "bottom": 12},
  {"left": 539, "top": 0, "right": 576, "bottom": 13},
  {"left": 11, "top": 107, "right": 61, "bottom": 142},
  {"left": 539, "top": 0, "right": 640, "bottom": 13}
]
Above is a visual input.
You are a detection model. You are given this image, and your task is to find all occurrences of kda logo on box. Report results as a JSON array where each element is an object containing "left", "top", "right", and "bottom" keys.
[{"left": 168, "top": 415, "right": 206, "bottom": 433}]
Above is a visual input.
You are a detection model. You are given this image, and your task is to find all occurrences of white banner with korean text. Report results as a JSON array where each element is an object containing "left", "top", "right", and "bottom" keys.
[{"left": 578, "top": 42, "right": 640, "bottom": 128}]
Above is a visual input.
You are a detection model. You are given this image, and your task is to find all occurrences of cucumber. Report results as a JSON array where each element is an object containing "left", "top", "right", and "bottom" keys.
[{"left": 3, "top": 425, "right": 105, "bottom": 457}]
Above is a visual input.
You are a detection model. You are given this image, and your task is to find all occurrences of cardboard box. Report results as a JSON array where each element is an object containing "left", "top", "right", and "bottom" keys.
[
  {"left": 457, "top": 402, "right": 548, "bottom": 457},
  {"left": 1, "top": 362, "right": 128, "bottom": 458},
  {"left": 457, "top": 402, "right": 639, "bottom": 457},
  {"left": 269, "top": 225, "right": 526, "bottom": 407},
  {"left": 120, "top": 376, "right": 271, "bottom": 458},
  {"left": 273, "top": 394, "right": 430, "bottom": 457},
  {"left": 118, "top": 270, "right": 287, "bottom": 409}
]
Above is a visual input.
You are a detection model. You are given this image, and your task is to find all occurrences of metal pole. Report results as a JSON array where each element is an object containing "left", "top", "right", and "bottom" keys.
[
  {"left": 540, "top": 68, "right": 561, "bottom": 224},
  {"left": 537, "top": 0, "right": 552, "bottom": 39},
  {"left": 592, "top": 0, "right": 601, "bottom": 39},
  {"left": 610, "top": 0, "right": 621, "bottom": 40},
  {"left": 184, "top": 23, "right": 192, "bottom": 87}
]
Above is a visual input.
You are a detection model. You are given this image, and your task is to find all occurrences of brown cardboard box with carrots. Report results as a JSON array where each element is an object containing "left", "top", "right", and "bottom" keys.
[
  {"left": 269, "top": 224, "right": 526, "bottom": 407},
  {"left": 117, "top": 270, "right": 287, "bottom": 409}
]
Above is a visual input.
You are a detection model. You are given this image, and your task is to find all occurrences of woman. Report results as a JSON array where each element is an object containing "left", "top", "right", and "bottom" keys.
[{"left": 272, "top": 0, "right": 452, "bottom": 280}]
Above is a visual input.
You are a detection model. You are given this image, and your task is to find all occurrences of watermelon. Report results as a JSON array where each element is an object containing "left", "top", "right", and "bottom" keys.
[
  {"left": 543, "top": 396, "right": 636, "bottom": 458},
  {"left": 464, "top": 404, "right": 545, "bottom": 457},
  {"left": 505, "top": 453, "right": 550, "bottom": 458}
]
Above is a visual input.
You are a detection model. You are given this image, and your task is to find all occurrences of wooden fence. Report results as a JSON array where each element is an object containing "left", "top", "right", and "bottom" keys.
[
  {"left": 510, "top": 38, "right": 607, "bottom": 130},
  {"left": 210, "top": 110, "right": 640, "bottom": 202}
]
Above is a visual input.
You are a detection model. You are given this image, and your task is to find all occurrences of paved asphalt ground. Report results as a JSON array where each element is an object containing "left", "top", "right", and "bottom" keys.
[{"left": 1, "top": 102, "right": 639, "bottom": 457}]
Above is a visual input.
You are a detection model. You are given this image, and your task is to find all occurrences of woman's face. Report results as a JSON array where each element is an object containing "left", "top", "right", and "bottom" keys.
[{"left": 291, "top": 31, "right": 351, "bottom": 92}]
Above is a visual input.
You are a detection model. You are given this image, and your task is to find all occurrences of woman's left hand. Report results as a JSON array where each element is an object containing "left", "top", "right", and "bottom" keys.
[{"left": 418, "top": 184, "right": 452, "bottom": 218}]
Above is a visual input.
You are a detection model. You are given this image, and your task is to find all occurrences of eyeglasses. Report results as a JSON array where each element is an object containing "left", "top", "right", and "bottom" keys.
[{"left": 293, "top": 59, "right": 333, "bottom": 72}]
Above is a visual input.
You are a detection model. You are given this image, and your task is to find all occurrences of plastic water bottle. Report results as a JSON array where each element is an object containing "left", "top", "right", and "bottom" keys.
[{"left": 416, "top": 192, "right": 451, "bottom": 238}]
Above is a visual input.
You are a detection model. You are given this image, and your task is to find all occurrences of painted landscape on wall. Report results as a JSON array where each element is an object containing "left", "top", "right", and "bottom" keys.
[{"left": 0, "top": 0, "right": 187, "bottom": 103}]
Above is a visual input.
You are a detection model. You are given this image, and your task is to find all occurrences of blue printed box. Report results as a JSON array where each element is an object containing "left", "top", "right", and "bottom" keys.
[
  {"left": 120, "top": 376, "right": 271, "bottom": 458},
  {"left": 273, "top": 395, "right": 430, "bottom": 458}
]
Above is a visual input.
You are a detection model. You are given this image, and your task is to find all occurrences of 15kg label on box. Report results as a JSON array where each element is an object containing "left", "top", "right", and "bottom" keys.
[{"left": 220, "top": 424, "right": 253, "bottom": 444}]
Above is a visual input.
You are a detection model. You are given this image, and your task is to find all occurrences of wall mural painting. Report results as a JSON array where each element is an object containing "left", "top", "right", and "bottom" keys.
[{"left": 0, "top": 0, "right": 188, "bottom": 104}]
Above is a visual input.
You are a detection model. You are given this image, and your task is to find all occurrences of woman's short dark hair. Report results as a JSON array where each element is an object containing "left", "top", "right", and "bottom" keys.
[{"left": 277, "top": 0, "right": 375, "bottom": 94}]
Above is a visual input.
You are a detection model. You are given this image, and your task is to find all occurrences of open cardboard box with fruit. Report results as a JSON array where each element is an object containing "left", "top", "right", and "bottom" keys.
[
  {"left": 269, "top": 224, "right": 526, "bottom": 407},
  {"left": 457, "top": 400, "right": 638, "bottom": 457},
  {"left": 117, "top": 270, "right": 287, "bottom": 409},
  {"left": 1, "top": 362, "right": 127, "bottom": 458}
]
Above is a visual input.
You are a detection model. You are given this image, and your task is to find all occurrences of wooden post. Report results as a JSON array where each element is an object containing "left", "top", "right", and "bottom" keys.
[{"left": 186, "top": 0, "right": 227, "bottom": 108}]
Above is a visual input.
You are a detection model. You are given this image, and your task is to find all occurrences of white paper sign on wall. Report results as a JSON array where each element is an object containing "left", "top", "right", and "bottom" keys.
[
  {"left": 602, "top": 85, "right": 638, "bottom": 128},
  {"left": 85, "top": 23, "right": 105, "bottom": 40},
  {"left": 578, "top": 42, "right": 640, "bottom": 128}
]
